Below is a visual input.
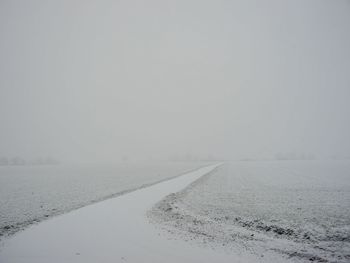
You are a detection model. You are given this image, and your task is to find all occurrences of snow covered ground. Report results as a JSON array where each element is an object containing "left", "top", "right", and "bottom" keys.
[
  {"left": 1, "top": 163, "right": 260, "bottom": 263},
  {"left": 1, "top": 161, "right": 349, "bottom": 263},
  {"left": 0, "top": 161, "right": 208, "bottom": 239},
  {"left": 149, "top": 161, "right": 350, "bottom": 262}
]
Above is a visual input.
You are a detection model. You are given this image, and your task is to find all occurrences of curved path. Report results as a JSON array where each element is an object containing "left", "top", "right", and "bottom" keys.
[{"left": 0, "top": 163, "right": 256, "bottom": 263}]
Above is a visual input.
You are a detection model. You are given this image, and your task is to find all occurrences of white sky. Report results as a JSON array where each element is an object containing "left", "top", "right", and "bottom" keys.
[{"left": 1, "top": 0, "right": 349, "bottom": 162}]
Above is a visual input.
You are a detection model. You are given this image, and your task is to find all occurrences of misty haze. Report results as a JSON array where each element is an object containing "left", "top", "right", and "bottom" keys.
[{"left": 0, "top": 0, "right": 349, "bottom": 262}]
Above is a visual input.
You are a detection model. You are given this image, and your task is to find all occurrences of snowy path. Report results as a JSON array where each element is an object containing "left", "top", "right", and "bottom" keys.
[{"left": 0, "top": 163, "right": 256, "bottom": 263}]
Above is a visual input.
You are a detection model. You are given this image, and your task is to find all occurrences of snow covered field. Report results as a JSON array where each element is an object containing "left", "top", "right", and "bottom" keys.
[
  {"left": 0, "top": 164, "right": 241, "bottom": 263},
  {"left": 1, "top": 161, "right": 349, "bottom": 263},
  {"left": 150, "top": 160, "right": 350, "bottom": 262},
  {"left": 0, "top": 161, "right": 208, "bottom": 239}
]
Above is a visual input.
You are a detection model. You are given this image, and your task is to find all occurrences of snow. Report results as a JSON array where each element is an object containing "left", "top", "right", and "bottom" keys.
[
  {"left": 0, "top": 163, "right": 265, "bottom": 263},
  {"left": 149, "top": 161, "right": 350, "bottom": 262},
  {"left": 0, "top": 161, "right": 208, "bottom": 239}
]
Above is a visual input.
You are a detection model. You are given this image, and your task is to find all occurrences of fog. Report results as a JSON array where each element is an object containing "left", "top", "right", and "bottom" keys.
[{"left": 0, "top": 0, "right": 349, "bottom": 163}]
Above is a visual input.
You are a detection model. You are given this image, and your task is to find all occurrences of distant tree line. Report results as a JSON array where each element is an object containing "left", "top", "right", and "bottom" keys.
[
  {"left": 0, "top": 157, "right": 59, "bottom": 166},
  {"left": 168, "top": 153, "right": 221, "bottom": 162},
  {"left": 274, "top": 152, "right": 315, "bottom": 161}
]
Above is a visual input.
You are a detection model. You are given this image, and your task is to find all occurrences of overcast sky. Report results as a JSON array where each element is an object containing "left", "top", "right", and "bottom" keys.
[{"left": 0, "top": 0, "right": 349, "bottom": 162}]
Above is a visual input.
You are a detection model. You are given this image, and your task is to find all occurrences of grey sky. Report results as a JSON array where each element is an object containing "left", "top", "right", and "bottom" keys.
[{"left": 1, "top": 0, "right": 349, "bottom": 162}]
